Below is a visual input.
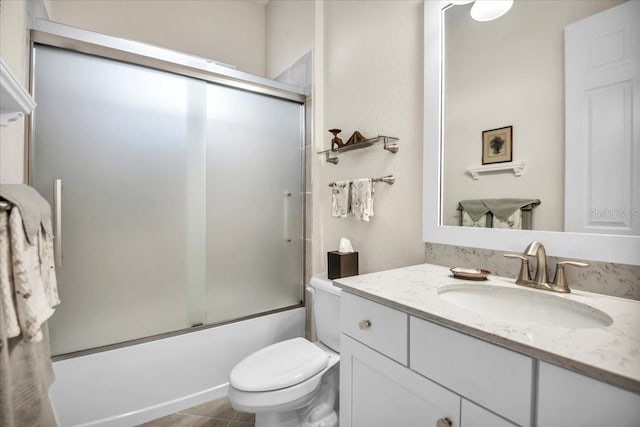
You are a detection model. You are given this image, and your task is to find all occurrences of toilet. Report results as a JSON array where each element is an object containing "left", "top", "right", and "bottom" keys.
[{"left": 228, "top": 274, "right": 341, "bottom": 427}]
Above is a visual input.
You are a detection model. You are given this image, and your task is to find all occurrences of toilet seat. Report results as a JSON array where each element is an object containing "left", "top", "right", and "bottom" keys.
[
  {"left": 230, "top": 338, "right": 329, "bottom": 392},
  {"left": 228, "top": 342, "right": 340, "bottom": 414}
]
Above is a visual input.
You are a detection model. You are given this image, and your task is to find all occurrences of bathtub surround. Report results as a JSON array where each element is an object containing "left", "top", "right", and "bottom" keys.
[
  {"left": 273, "top": 51, "right": 314, "bottom": 342},
  {"left": 425, "top": 242, "right": 640, "bottom": 301}
]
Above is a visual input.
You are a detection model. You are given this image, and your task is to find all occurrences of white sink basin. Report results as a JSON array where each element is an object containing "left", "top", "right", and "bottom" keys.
[{"left": 437, "top": 284, "right": 613, "bottom": 329}]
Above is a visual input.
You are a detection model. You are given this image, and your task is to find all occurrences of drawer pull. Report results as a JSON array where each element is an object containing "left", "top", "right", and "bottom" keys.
[
  {"left": 437, "top": 418, "right": 452, "bottom": 427},
  {"left": 358, "top": 320, "right": 372, "bottom": 330}
]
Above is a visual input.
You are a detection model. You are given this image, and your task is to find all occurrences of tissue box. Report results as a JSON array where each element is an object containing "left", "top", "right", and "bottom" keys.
[{"left": 327, "top": 251, "right": 359, "bottom": 280}]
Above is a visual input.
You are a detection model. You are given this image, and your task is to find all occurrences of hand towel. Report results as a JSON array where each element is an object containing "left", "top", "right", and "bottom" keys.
[
  {"left": 458, "top": 199, "right": 491, "bottom": 222},
  {"left": 461, "top": 211, "right": 488, "bottom": 227},
  {"left": 0, "top": 185, "right": 53, "bottom": 245},
  {"left": 482, "top": 198, "right": 541, "bottom": 222},
  {"left": 5, "top": 207, "right": 59, "bottom": 342},
  {"left": 492, "top": 210, "right": 523, "bottom": 229},
  {"left": 331, "top": 180, "right": 350, "bottom": 218},
  {"left": 0, "top": 210, "right": 20, "bottom": 339},
  {"left": 351, "top": 178, "right": 375, "bottom": 222}
]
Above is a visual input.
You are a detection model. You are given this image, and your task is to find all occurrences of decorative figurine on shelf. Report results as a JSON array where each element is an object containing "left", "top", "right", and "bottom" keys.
[
  {"left": 345, "top": 130, "right": 367, "bottom": 146},
  {"left": 329, "top": 129, "right": 344, "bottom": 150}
]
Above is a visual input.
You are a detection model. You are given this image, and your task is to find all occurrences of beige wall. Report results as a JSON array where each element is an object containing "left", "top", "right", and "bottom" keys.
[
  {"left": 442, "top": 0, "right": 625, "bottom": 231},
  {"left": 313, "top": 1, "right": 426, "bottom": 275},
  {"left": 0, "top": 0, "right": 30, "bottom": 184},
  {"left": 48, "top": 0, "right": 267, "bottom": 76},
  {"left": 266, "top": 0, "right": 314, "bottom": 79}
]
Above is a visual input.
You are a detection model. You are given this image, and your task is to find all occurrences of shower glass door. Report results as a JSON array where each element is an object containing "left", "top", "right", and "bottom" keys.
[
  {"left": 205, "top": 84, "right": 304, "bottom": 324},
  {"left": 30, "top": 44, "right": 304, "bottom": 356}
]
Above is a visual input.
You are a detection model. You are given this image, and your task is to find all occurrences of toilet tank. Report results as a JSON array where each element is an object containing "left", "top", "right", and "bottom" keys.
[{"left": 309, "top": 273, "right": 341, "bottom": 352}]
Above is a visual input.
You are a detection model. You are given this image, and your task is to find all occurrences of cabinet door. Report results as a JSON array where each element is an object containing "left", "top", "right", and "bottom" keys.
[
  {"left": 410, "top": 317, "right": 533, "bottom": 426},
  {"left": 537, "top": 362, "right": 640, "bottom": 426},
  {"left": 340, "top": 334, "right": 460, "bottom": 427}
]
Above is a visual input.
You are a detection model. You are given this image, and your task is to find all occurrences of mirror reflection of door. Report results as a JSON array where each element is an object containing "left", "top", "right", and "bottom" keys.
[{"left": 564, "top": 0, "right": 640, "bottom": 236}]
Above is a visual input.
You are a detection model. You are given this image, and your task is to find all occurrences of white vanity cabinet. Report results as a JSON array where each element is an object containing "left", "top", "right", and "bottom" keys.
[
  {"left": 537, "top": 362, "right": 640, "bottom": 426},
  {"left": 340, "top": 292, "right": 521, "bottom": 427},
  {"left": 410, "top": 317, "right": 532, "bottom": 426},
  {"left": 340, "top": 334, "right": 460, "bottom": 427}
]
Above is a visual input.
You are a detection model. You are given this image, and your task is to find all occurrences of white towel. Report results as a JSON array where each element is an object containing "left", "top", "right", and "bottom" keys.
[
  {"left": 351, "top": 178, "right": 375, "bottom": 222},
  {"left": 1, "top": 207, "right": 59, "bottom": 342},
  {"left": 331, "top": 180, "right": 350, "bottom": 218},
  {"left": 0, "top": 209, "right": 20, "bottom": 338}
]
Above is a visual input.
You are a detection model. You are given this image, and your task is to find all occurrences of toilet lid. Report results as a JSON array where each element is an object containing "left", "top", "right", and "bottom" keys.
[{"left": 230, "top": 337, "right": 329, "bottom": 392}]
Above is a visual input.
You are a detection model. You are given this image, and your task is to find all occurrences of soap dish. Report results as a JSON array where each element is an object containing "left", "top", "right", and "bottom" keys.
[{"left": 450, "top": 267, "right": 490, "bottom": 280}]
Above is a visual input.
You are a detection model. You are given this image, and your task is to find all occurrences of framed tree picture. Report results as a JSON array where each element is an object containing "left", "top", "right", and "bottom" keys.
[{"left": 482, "top": 126, "right": 513, "bottom": 165}]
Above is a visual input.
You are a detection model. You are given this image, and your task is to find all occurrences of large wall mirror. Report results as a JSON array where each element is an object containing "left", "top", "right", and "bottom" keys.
[{"left": 423, "top": 0, "right": 640, "bottom": 265}]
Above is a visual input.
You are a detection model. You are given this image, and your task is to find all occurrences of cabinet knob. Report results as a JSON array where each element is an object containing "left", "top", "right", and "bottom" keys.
[
  {"left": 358, "top": 320, "right": 372, "bottom": 330},
  {"left": 437, "top": 417, "right": 452, "bottom": 427}
]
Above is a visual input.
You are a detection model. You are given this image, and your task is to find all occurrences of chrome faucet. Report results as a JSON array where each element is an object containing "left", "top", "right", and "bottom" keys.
[{"left": 505, "top": 241, "right": 589, "bottom": 293}]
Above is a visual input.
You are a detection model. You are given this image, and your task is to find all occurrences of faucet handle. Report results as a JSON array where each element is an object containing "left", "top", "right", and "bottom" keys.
[
  {"left": 557, "top": 260, "right": 590, "bottom": 268},
  {"left": 504, "top": 253, "right": 531, "bottom": 284},
  {"left": 553, "top": 260, "right": 590, "bottom": 293}
]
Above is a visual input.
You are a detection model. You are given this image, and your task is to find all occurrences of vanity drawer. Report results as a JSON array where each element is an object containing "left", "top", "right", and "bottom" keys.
[
  {"left": 341, "top": 292, "right": 408, "bottom": 364},
  {"left": 410, "top": 316, "right": 533, "bottom": 426}
]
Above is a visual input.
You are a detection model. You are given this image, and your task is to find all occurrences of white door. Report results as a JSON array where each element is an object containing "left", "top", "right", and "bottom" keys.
[{"left": 564, "top": 0, "right": 640, "bottom": 235}]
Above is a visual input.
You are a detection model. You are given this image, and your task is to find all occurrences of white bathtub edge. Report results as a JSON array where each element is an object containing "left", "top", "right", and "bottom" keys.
[{"left": 74, "top": 384, "right": 229, "bottom": 427}]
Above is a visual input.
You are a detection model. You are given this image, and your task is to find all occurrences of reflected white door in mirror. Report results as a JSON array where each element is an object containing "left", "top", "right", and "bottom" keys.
[{"left": 423, "top": 0, "right": 640, "bottom": 265}]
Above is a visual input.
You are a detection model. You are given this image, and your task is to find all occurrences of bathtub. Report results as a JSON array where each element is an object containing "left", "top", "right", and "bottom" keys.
[{"left": 49, "top": 308, "right": 305, "bottom": 426}]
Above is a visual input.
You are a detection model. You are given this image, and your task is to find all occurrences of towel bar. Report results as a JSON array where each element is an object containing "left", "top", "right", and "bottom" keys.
[{"left": 328, "top": 175, "right": 395, "bottom": 187}]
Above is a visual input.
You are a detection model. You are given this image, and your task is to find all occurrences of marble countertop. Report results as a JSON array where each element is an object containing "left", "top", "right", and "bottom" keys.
[{"left": 334, "top": 263, "right": 640, "bottom": 393}]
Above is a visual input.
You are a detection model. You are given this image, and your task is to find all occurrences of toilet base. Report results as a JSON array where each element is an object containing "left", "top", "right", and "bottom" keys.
[{"left": 254, "top": 366, "right": 339, "bottom": 427}]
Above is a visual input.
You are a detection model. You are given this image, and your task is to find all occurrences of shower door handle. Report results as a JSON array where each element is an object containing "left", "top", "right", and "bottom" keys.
[
  {"left": 53, "top": 178, "right": 63, "bottom": 268},
  {"left": 284, "top": 190, "right": 292, "bottom": 243}
]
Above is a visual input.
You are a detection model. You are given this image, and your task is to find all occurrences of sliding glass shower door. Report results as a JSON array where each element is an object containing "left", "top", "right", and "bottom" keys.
[
  {"left": 30, "top": 45, "right": 304, "bottom": 356},
  {"left": 205, "top": 84, "right": 303, "bottom": 324}
]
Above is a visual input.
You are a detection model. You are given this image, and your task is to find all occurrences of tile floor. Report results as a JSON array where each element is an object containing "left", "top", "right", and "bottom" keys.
[{"left": 138, "top": 396, "right": 255, "bottom": 427}]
